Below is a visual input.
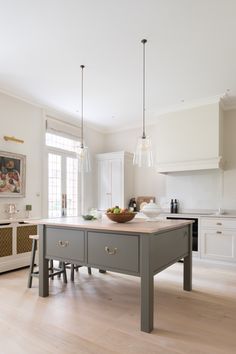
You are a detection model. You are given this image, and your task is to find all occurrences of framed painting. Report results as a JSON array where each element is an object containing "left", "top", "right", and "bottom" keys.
[{"left": 0, "top": 151, "right": 26, "bottom": 197}]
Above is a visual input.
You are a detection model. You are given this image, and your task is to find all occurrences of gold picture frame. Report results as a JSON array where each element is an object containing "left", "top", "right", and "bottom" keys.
[{"left": 0, "top": 151, "right": 26, "bottom": 197}]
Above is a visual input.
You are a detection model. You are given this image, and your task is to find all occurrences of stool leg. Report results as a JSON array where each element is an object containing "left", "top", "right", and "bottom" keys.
[
  {"left": 27, "top": 239, "right": 37, "bottom": 288},
  {"left": 49, "top": 259, "right": 54, "bottom": 280},
  {"left": 57, "top": 261, "right": 62, "bottom": 278},
  {"left": 71, "top": 264, "right": 74, "bottom": 282},
  {"left": 62, "top": 262, "right": 67, "bottom": 284},
  {"left": 88, "top": 267, "right": 92, "bottom": 275}
]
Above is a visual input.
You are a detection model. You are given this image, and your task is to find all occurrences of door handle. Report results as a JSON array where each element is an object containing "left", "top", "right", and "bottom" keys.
[
  {"left": 57, "top": 240, "right": 69, "bottom": 247},
  {"left": 105, "top": 246, "right": 117, "bottom": 255}
]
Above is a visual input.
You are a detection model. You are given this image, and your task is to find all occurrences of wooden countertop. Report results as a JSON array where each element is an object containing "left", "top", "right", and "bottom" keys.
[{"left": 25, "top": 216, "right": 193, "bottom": 234}]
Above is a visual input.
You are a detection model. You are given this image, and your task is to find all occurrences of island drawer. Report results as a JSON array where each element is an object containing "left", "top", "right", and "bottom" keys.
[
  {"left": 88, "top": 232, "right": 139, "bottom": 273},
  {"left": 45, "top": 227, "right": 85, "bottom": 262}
]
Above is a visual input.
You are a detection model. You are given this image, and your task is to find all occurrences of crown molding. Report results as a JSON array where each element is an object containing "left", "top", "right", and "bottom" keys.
[
  {"left": 220, "top": 94, "right": 236, "bottom": 111},
  {"left": 0, "top": 87, "right": 105, "bottom": 135},
  {"left": 0, "top": 87, "right": 226, "bottom": 135},
  {"left": 104, "top": 94, "right": 223, "bottom": 134}
]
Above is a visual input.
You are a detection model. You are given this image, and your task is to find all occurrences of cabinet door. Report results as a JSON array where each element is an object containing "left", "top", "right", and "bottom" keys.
[
  {"left": 0, "top": 227, "right": 13, "bottom": 257},
  {"left": 201, "top": 229, "right": 236, "bottom": 262},
  {"left": 17, "top": 225, "right": 37, "bottom": 254},
  {"left": 111, "top": 159, "right": 123, "bottom": 208},
  {"left": 97, "top": 159, "right": 112, "bottom": 210}
]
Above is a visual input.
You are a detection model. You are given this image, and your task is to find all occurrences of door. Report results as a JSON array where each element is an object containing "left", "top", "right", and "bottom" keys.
[
  {"left": 48, "top": 152, "right": 79, "bottom": 217},
  {"left": 97, "top": 157, "right": 124, "bottom": 210},
  {"left": 111, "top": 159, "right": 122, "bottom": 207},
  {"left": 97, "top": 159, "right": 111, "bottom": 210}
]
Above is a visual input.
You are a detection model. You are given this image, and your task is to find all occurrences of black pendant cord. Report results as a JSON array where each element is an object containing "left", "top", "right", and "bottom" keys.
[
  {"left": 141, "top": 39, "right": 147, "bottom": 139},
  {"left": 80, "top": 64, "right": 84, "bottom": 149}
]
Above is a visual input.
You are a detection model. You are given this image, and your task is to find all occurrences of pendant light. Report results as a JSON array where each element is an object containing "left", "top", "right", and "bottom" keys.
[
  {"left": 133, "top": 39, "right": 153, "bottom": 168},
  {"left": 77, "top": 65, "right": 91, "bottom": 173}
]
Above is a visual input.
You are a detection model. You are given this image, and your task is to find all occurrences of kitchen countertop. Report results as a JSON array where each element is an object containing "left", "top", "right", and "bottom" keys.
[
  {"left": 0, "top": 218, "right": 39, "bottom": 224},
  {"left": 25, "top": 216, "right": 193, "bottom": 234},
  {"left": 162, "top": 212, "right": 236, "bottom": 218}
]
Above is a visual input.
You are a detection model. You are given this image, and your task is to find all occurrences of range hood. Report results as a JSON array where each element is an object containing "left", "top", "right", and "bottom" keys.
[
  {"left": 156, "top": 156, "right": 224, "bottom": 174},
  {"left": 155, "top": 102, "right": 224, "bottom": 174}
]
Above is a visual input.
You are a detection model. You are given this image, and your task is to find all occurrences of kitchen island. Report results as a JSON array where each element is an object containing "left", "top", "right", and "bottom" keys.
[{"left": 27, "top": 217, "right": 193, "bottom": 333}]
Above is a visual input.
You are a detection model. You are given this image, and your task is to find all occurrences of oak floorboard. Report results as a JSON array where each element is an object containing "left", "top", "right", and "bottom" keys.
[{"left": 0, "top": 260, "right": 235, "bottom": 354}]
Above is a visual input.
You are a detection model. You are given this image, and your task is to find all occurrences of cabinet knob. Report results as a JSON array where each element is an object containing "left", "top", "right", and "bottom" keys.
[
  {"left": 216, "top": 222, "right": 222, "bottom": 226},
  {"left": 105, "top": 246, "right": 117, "bottom": 255},
  {"left": 57, "top": 240, "right": 69, "bottom": 247},
  {"left": 216, "top": 231, "right": 222, "bottom": 234}
]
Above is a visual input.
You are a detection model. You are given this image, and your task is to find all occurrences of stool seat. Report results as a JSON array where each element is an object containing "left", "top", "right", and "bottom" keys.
[{"left": 29, "top": 234, "right": 39, "bottom": 241}]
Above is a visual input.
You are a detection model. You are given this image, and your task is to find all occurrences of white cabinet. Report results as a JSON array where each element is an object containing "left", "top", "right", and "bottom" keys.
[
  {"left": 0, "top": 220, "right": 38, "bottom": 272},
  {"left": 96, "top": 151, "right": 134, "bottom": 210},
  {"left": 200, "top": 217, "right": 236, "bottom": 262}
]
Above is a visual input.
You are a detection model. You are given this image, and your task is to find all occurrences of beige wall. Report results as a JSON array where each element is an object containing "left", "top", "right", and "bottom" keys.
[
  {"left": 0, "top": 91, "right": 106, "bottom": 218},
  {"left": 0, "top": 92, "right": 44, "bottom": 219},
  {"left": 1, "top": 90, "right": 235, "bottom": 215},
  {"left": 104, "top": 107, "right": 236, "bottom": 212},
  {"left": 222, "top": 109, "right": 236, "bottom": 210}
]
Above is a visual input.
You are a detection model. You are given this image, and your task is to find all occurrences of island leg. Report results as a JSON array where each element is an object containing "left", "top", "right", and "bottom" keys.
[
  {"left": 39, "top": 224, "right": 49, "bottom": 297},
  {"left": 140, "top": 234, "right": 154, "bottom": 332},
  {"left": 184, "top": 224, "right": 192, "bottom": 291}
]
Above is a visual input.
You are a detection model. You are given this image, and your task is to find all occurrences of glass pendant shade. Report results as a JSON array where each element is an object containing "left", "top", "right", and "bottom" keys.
[
  {"left": 77, "top": 64, "right": 91, "bottom": 173},
  {"left": 133, "top": 136, "right": 153, "bottom": 168},
  {"left": 77, "top": 144, "right": 91, "bottom": 173},
  {"left": 133, "top": 38, "right": 154, "bottom": 168}
]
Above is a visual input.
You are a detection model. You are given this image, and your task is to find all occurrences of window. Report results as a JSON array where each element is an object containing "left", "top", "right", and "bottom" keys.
[
  {"left": 46, "top": 132, "right": 78, "bottom": 153},
  {"left": 46, "top": 132, "right": 80, "bottom": 218}
]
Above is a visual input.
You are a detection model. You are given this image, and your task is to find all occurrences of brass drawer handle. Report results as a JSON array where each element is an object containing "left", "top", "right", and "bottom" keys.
[
  {"left": 57, "top": 240, "right": 69, "bottom": 247},
  {"left": 216, "top": 231, "right": 222, "bottom": 234},
  {"left": 216, "top": 222, "right": 222, "bottom": 226},
  {"left": 105, "top": 246, "right": 117, "bottom": 255}
]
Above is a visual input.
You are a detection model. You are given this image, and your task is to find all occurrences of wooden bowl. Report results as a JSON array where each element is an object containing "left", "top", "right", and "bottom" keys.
[{"left": 105, "top": 212, "right": 136, "bottom": 223}]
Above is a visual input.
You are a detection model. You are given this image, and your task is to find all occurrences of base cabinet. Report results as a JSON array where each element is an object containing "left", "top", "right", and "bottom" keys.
[
  {"left": 0, "top": 221, "right": 38, "bottom": 273},
  {"left": 200, "top": 218, "right": 236, "bottom": 262}
]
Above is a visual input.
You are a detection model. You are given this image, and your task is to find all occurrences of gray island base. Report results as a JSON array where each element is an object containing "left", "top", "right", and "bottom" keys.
[{"left": 28, "top": 217, "right": 193, "bottom": 333}]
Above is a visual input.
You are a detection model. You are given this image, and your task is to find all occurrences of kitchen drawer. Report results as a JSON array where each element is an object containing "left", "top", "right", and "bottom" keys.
[
  {"left": 88, "top": 232, "right": 139, "bottom": 273},
  {"left": 201, "top": 218, "right": 236, "bottom": 230},
  {"left": 45, "top": 227, "right": 85, "bottom": 262}
]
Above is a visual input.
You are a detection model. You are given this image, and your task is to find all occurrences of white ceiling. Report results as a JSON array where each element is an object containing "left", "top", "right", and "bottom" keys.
[{"left": 0, "top": 0, "right": 236, "bottom": 132}]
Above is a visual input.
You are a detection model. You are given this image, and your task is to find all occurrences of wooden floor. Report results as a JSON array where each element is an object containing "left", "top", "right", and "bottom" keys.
[{"left": 0, "top": 260, "right": 236, "bottom": 354}]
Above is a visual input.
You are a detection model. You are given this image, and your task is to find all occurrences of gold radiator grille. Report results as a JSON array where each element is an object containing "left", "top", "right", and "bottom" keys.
[
  {"left": 0, "top": 228, "right": 13, "bottom": 257},
  {"left": 17, "top": 225, "right": 37, "bottom": 254}
]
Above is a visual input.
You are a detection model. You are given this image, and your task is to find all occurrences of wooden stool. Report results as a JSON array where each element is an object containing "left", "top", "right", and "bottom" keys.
[
  {"left": 70, "top": 264, "right": 92, "bottom": 281},
  {"left": 27, "top": 235, "right": 67, "bottom": 288},
  {"left": 59, "top": 262, "right": 92, "bottom": 282}
]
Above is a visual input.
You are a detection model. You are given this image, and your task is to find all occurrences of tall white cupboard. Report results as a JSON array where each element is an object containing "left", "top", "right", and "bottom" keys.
[{"left": 96, "top": 151, "right": 134, "bottom": 210}]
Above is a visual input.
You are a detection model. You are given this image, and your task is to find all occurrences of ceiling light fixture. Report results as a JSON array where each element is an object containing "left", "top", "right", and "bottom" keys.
[
  {"left": 77, "top": 65, "right": 91, "bottom": 173},
  {"left": 133, "top": 39, "right": 153, "bottom": 168}
]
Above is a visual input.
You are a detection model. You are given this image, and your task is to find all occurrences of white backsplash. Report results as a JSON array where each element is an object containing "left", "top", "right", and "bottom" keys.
[{"left": 164, "top": 169, "right": 221, "bottom": 212}]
